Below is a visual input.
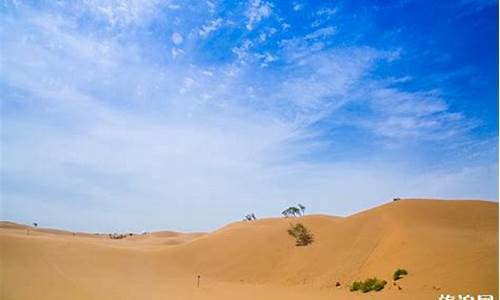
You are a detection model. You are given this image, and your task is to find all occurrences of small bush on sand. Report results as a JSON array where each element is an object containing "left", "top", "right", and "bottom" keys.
[
  {"left": 350, "top": 278, "right": 387, "bottom": 293},
  {"left": 287, "top": 223, "right": 314, "bottom": 246},
  {"left": 350, "top": 281, "right": 362, "bottom": 292},
  {"left": 393, "top": 268, "right": 408, "bottom": 281}
]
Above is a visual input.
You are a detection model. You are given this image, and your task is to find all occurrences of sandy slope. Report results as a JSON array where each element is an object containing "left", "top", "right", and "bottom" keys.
[{"left": 1, "top": 199, "right": 498, "bottom": 299}]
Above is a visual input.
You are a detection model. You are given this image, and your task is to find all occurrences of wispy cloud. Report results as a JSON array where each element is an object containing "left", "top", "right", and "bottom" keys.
[
  {"left": 365, "top": 88, "right": 468, "bottom": 139},
  {"left": 74, "top": 0, "right": 166, "bottom": 28},
  {"left": 317, "top": 7, "right": 338, "bottom": 16},
  {"left": 304, "top": 26, "right": 337, "bottom": 40},
  {"left": 199, "top": 18, "right": 223, "bottom": 37},
  {"left": 245, "top": 0, "right": 273, "bottom": 30}
]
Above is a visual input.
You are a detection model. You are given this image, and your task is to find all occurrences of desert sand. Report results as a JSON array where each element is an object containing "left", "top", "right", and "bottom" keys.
[{"left": 1, "top": 199, "right": 498, "bottom": 299}]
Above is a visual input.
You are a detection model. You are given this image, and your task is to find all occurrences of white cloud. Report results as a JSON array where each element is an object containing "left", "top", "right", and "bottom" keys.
[
  {"left": 171, "top": 47, "right": 184, "bottom": 58},
  {"left": 361, "top": 88, "right": 470, "bottom": 139},
  {"left": 168, "top": 3, "right": 181, "bottom": 9},
  {"left": 257, "top": 27, "right": 277, "bottom": 42},
  {"left": 199, "top": 18, "right": 223, "bottom": 37},
  {"left": 371, "top": 89, "right": 448, "bottom": 117},
  {"left": 272, "top": 48, "right": 379, "bottom": 117},
  {"left": 317, "top": 7, "right": 337, "bottom": 16},
  {"left": 246, "top": 0, "right": 273, "bottom": 30},
  {"left": 304, "top": 26, "right": 337, "bottom": 40},
  {"left": 81, "top": 0, "right": 164, "bottom": 28},
  {"left": 259, "top": 32, "right": 267, "bottom": 42},
  {"left": 1, "top": 10, "right": 306, "bottom": 231},
  {"left": 255, "top": 52, "right": 278, "bottom": 67},
  {"left": 171, "top": 32, "right": 183, "bottom": 45},
  {"left": 206, "top": 1, "right": 216, "bottom": 13},
  {"left": 293, "top": 2, "right": 303, "bottom": 11},
  {"left": 310, "top": 20, "right": 321, "bottom": 28},
  {"left": 232, "top": 39, "right": 253, "bottom": 63}
]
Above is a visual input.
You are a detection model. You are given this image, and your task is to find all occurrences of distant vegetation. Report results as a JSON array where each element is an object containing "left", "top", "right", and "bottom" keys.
[
  {"left": 282, "top": 204, "right": 306, "bottom": 217},
  {"left": 393, "top": 268, "right": 408, "bottom": 281},
  {"left": 287, "top": 223, "right": 314, "bottom": 246},
  {"left": 244, "top": 213, "right": 257, "bottom": 221},
  {"left": 350, "top": 278, "right": 387, "bottom": 293},
  {"left": 109, "top": 233, "right": 134, "bottom": 240},
  {"left": 282, "top": 207, "right": 300, "bottom": 217},
  {"left": 32, "top": 222, "right": 38, "bottom": 227}
]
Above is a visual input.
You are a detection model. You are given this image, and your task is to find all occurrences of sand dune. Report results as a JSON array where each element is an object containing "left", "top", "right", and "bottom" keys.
[{"left": 1, "top": 199, "right": 498, "bottom": 299}]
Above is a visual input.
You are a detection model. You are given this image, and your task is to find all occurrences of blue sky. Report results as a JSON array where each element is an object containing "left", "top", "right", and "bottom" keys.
[{"left": 1, "top": 0, "right": 498, "bottom": 232}]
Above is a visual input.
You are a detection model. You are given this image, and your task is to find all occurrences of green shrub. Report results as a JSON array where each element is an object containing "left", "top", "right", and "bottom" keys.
[
  {"left": 287, "top": 223, "right": 314, "bottom": 246},
  {"left": 350, "top": 278, "right": 387, "bottom": 293},
  {"left": 350, "top": 281, "right": 362, "bottom": 291},
  {"left": 393, "top": 268, "right": 408, "bottom": 281},
  {"left": 363, "top": 278, "right": 387, "bottom": 292}
]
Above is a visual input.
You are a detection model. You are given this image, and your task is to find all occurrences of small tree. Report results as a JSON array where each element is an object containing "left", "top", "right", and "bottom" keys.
[
  {"left": 282, "top": 206, "right": 301, "bottom": 217},
  {"left": 287, "top": 223, "right": 314, "bottom": 246},
  {"left": 244, "top": 213, "right": 257, "bottom": 221},
  {"left": 33, "top": 222, "right": 38, "bottom": 228},
  {"left": 298, "top": 204, "right": 306, "bottom": 215}
]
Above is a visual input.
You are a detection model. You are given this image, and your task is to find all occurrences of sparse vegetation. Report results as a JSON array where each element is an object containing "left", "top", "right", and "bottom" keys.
[
  {"left": 244, "top": 213, "right": 257, "bottom": 221},
  {"left": 282, "top": 206, "right": 301, "bottom": 217},
  {"left": 282, "top": 204, "right": 307, "bottom": 217},
  {"left": 109, "top": 233, "right": 131, "bottom": 240},
  {"left": 393, "top": 268, "right": 408, "bottom": 281},
  {"left": 32, "top": 222, "right": 38, "bottom": 227},
  {"left": 287, "top": 223, "right": 314, "bottom": 246},
  {"left": 350, "top": 281, "right": 362, "bottom": 292},
  {"left": 350, "top": 278, "right": 387, "bottom": 293}
]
